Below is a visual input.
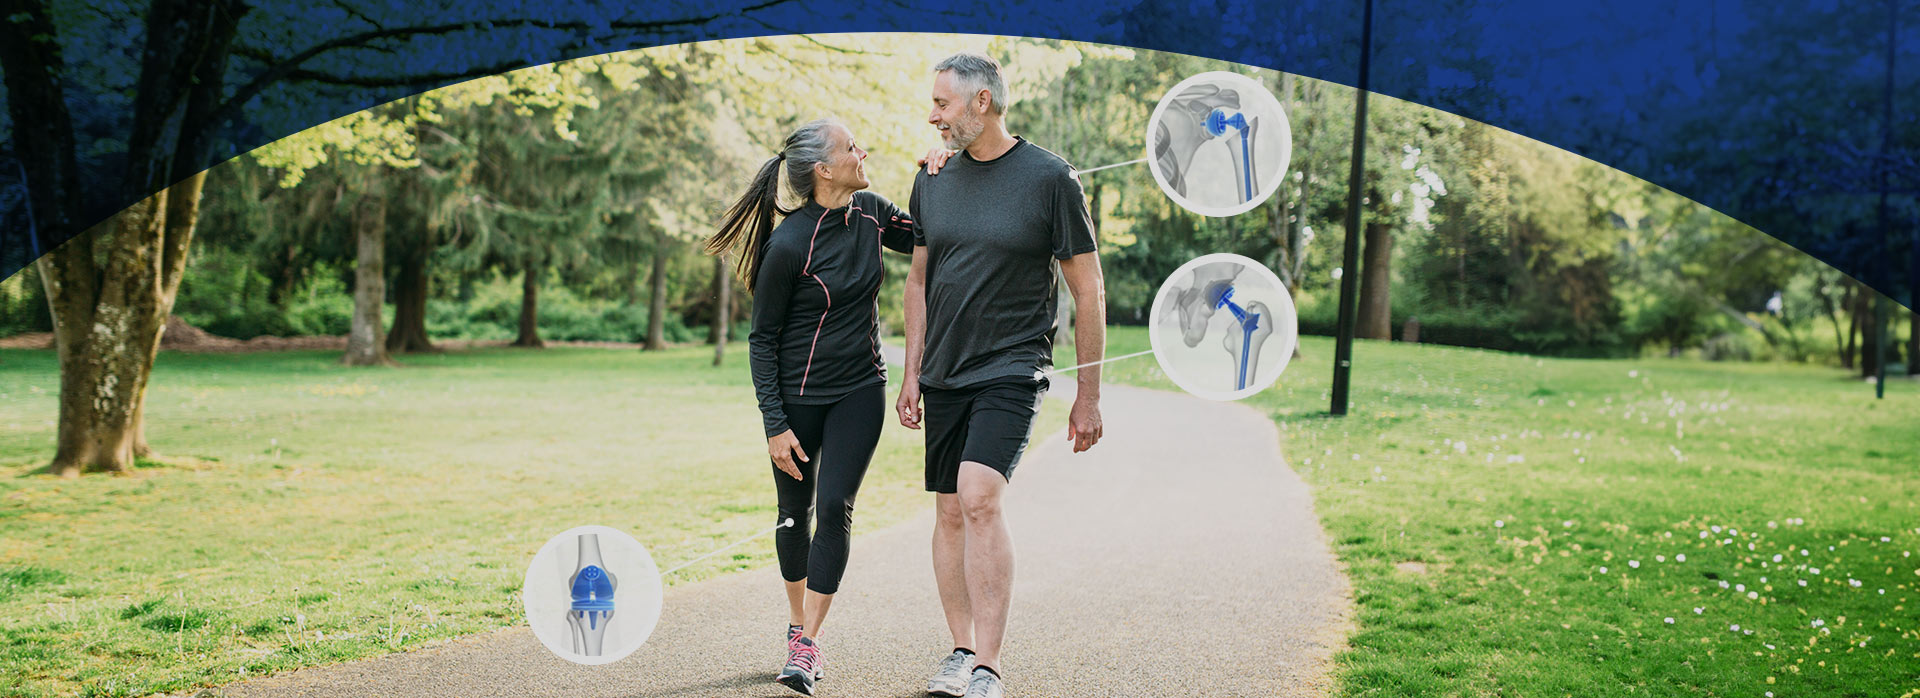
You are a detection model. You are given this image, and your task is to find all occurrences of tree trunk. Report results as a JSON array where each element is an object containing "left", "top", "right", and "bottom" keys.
[
  {"left": 385, "top": 249, "right": 436, "bottom": 353},
  {"left": 514, "top": 263, "right": 545, "bottom": 348},
  {"left": 1909, "top": 308, "right": 1918, "bottom": 376},
  {"left": 645, "top": 246, "right": 669, "bottom": 350},
  {"left": 1843, "top": 281, "right": 1859, "bottom": 369},
  {"left": 39, "top": 174, "right": 204, "bottom": 476},
  {"left": 711, "top": 255, "right": 730, "bottom": 366},
  {"left": 342, "top": 194, "right": 392, "bottom": 366},
  {"left": 1357, "top": 221, "right": 1393, "bottom": 340},
  {"left": 1860, "top": 290, "right": 1882, "bottom": 379}
]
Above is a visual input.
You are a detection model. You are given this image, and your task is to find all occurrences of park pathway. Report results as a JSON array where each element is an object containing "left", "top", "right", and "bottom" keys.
[{"left": 222, "top": 365, "right": 1352, "bottom": 697}]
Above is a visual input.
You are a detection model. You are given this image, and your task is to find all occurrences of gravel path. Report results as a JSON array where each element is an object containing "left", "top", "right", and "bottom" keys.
[{"left": 221, "top": 374, "right": 1351, "bottom": 698}]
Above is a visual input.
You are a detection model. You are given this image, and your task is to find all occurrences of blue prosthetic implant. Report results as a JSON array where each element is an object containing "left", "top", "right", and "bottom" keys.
[
  {"left": 1207, "top": 286, "right": 1265, "bottom": 390},
  {"left": 1205, "top": 108, "right": 1257, "bottom": 204},
  {"left": 1154, "top": 84, "right": 1242, "bottom": 198},
  {"left": 566, "top": 533, "right": 617, "bottom": 656},
  {"left": 1173, "top": 264, "right": 1243, "bottom": 348}
]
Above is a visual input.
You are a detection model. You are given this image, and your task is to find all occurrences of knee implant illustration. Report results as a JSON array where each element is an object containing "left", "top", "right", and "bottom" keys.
[
  {"left": 1153, "top": 83, "right": 1261, "bottom": 204},
  {"left": 1174, "top": 263, "right": 1275, "bottom": 391},
  {"left": 566, "top": 533, "right": 617, "bottom": 656}
]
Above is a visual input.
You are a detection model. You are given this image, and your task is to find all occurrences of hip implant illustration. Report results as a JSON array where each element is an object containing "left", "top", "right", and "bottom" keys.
[
  {"left": 1154, "top": 83, "right": 1261, "bottom": 204},
  {"left": 1173, "top": 262, "right": 1275, "bottom": 391},
  {"left": 566, "top": 533, "right": 618, "bottom": 656}
]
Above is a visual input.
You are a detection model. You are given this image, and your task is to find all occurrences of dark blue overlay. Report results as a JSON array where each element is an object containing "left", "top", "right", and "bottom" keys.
[{"left": 0, "top": 0, "right": 1914, "bottom": 305}]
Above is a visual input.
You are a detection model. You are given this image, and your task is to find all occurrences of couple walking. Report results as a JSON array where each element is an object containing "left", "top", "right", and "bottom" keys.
[{"left": 703, "top": 52, "right": 1106, "bottom": 698}]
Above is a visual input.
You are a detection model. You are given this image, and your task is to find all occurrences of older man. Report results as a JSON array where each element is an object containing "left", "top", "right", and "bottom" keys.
[{"left": 896, "top": 52, "right": 1106, "bottom": 698}]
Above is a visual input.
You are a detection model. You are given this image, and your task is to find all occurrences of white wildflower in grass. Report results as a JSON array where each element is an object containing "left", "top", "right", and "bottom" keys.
[
  {"left": 1700, "top": 531, "right": 1711, "bottom": 540},
  {"left": 1881, "top": 537, "right": 1891, "bottom": 542},
  {"left": 1600, "top": 566, "right": 1608, "bottom": 574},
  {"left": 1747, "top": 591, "right": 1759, "bottom": 600},
  {"left": 1676, "top": 554, "right": 1687, "bottom": 562},
  {"left": 1563, "top": 521, "right": 1574, "bottom": 528},
  {"left": 1629, "top": 560, "right": 1640, "bottom": 569},
  {"left": 1664, "top": 617, "right": 1674, "bottom": 624},
  {"left": 1692, "top": 607, "right": 1704, "bottom": 614},
  {"left": 1711, "top": 525, "right": 1723, "bottom": 534},
  {"left": 1735, "top": 584, "right": 1745, "bottom": 592},
  {"left": 1656, "top": 555, "right": 1666, "bottom": 562},
  {"left": 1811, "top": 619, "right": 1824, "bottom": 628},
  {"left": 1729, "top": 624, "right": 1740, "bottom": 632},
  {"left": 1798, "top": 580, "right": 1807, "bottom": 587},
  {"left": 1495, "top": 520, "right": 1505, "bottom": 528},
  {"left": 1629, "top": 370, "right": 1639, "bottom": 378},
  {"left": 1810, "top": 567, "right": 1820, "bottom": 575},
  {"left": 1848, "top": 579, "right": 1861, "bottom": 587},
  {"left": 1800, "top": 549, "right": 1809, "bottom": 556},
  {"left": 1718, "top": 580, "right": 1730, "bottom": 589},
  {"left": 1773, "top": 554, "right": 1783, "bottom": 562}
]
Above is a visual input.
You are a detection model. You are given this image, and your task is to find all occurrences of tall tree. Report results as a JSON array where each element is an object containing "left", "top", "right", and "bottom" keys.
[{"left": 1, "top": 0, "right": 781, "bottom": 474}]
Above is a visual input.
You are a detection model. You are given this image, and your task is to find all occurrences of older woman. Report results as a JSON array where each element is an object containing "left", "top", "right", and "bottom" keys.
[{"left": 704, "top": 119, "right": 921, "bottom": 695}]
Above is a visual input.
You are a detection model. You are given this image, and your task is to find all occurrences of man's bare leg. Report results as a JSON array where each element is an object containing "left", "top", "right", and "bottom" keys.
[
  {"left": 956, "top": 461, "right": 1013, "bottom": 671},
  {"left": 933, "top": 492, "right": 974, "bottom": 649}
]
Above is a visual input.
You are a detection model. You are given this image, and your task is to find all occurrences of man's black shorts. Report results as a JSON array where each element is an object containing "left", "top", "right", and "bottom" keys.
[{"left": 922, "top": 378, "right": 1048, "bottom": 493}]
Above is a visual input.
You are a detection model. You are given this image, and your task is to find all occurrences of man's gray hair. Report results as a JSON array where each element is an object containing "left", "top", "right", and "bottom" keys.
[{"left": 934, "top": 52, "right": 1009, "bottom": 115}]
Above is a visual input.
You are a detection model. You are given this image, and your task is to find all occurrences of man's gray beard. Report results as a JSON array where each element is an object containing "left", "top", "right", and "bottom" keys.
[{"left": 944, "top": 113, "right": 983, "bottom": 150}]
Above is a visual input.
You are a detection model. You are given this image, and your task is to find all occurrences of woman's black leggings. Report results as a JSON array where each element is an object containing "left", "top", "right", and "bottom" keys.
[{"left": 774, "top": 383, "right": 884, "bottom": 595}]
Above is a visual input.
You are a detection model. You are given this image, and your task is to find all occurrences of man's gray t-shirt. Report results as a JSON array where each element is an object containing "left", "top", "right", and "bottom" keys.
[{"left": 910, "top": 137, "right": 1097, "bottom": 391}]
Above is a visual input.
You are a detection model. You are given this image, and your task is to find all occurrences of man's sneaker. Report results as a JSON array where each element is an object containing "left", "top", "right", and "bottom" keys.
[
  {"left": 962, "top": 667, "right": 1004, "bottom": 698},
  {"left": 777, "top": 636, "right": 821, "bottom": 695},
  {"left": 927, "top": 649, "right": 976, "bottom": 696}
]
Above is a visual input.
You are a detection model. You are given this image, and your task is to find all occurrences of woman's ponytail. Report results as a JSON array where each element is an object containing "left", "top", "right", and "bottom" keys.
[{"left": 706, "top": 153, "right": 787, "bottom": 291}]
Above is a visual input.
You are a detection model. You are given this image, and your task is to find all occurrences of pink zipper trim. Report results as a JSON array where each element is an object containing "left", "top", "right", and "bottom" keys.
[{"left": 798, "top": 211, "right": 831, "bottom": 395}]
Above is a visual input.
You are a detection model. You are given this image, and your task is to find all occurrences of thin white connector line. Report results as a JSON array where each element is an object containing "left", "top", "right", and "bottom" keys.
[
  {"left": 1070, "top": 158, "right": 1148, "bottom": 177},
  {"left": 659, "top": 518, "right": 795, "bottom": 578},
  {"left": 1043, "top": 349, "right": 1156, "bottom": 376}
]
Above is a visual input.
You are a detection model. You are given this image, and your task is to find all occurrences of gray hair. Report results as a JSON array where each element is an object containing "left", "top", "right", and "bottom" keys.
[
  {"left": 782, "top": 118, "right": 841, "bottom": 204},
  {"left": 934, "top": 52, "right": 1009, "bottom": 115}
]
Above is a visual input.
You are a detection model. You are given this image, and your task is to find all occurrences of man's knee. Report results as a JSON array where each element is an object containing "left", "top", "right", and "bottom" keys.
[
  {"left": 956, "top": 463, "right": 1005, "bottom": 525},
  {"left": 935, "top": 493, "right": 966, "bottom": 530}
]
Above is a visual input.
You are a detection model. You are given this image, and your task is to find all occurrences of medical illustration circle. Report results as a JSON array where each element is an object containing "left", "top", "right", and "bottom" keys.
[
  {"left": 522, "top": 525, "right": 663, "bottom": 665},
  {"left": 1145, "top": 71, "right": 1292, "bottom": 217},
  {"left": 1148, "top": 253, "right": 1298, "bottom": 400}
]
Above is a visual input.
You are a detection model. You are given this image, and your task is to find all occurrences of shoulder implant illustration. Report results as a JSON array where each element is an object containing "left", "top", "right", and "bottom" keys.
[
  {"left": 567, "top": 533, "right": 618, "bottom": 656},
  {"left": 1153, "top": 83, "right": 1261, "bottom": 203}
]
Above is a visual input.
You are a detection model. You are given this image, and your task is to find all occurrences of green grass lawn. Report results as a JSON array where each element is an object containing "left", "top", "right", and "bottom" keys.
[
  {"left": 1090, "top": 327, "right": 1920, "bottom": 697},
  {"left": 0, "top": 345, "right": 1064, "bottom": 698}
]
